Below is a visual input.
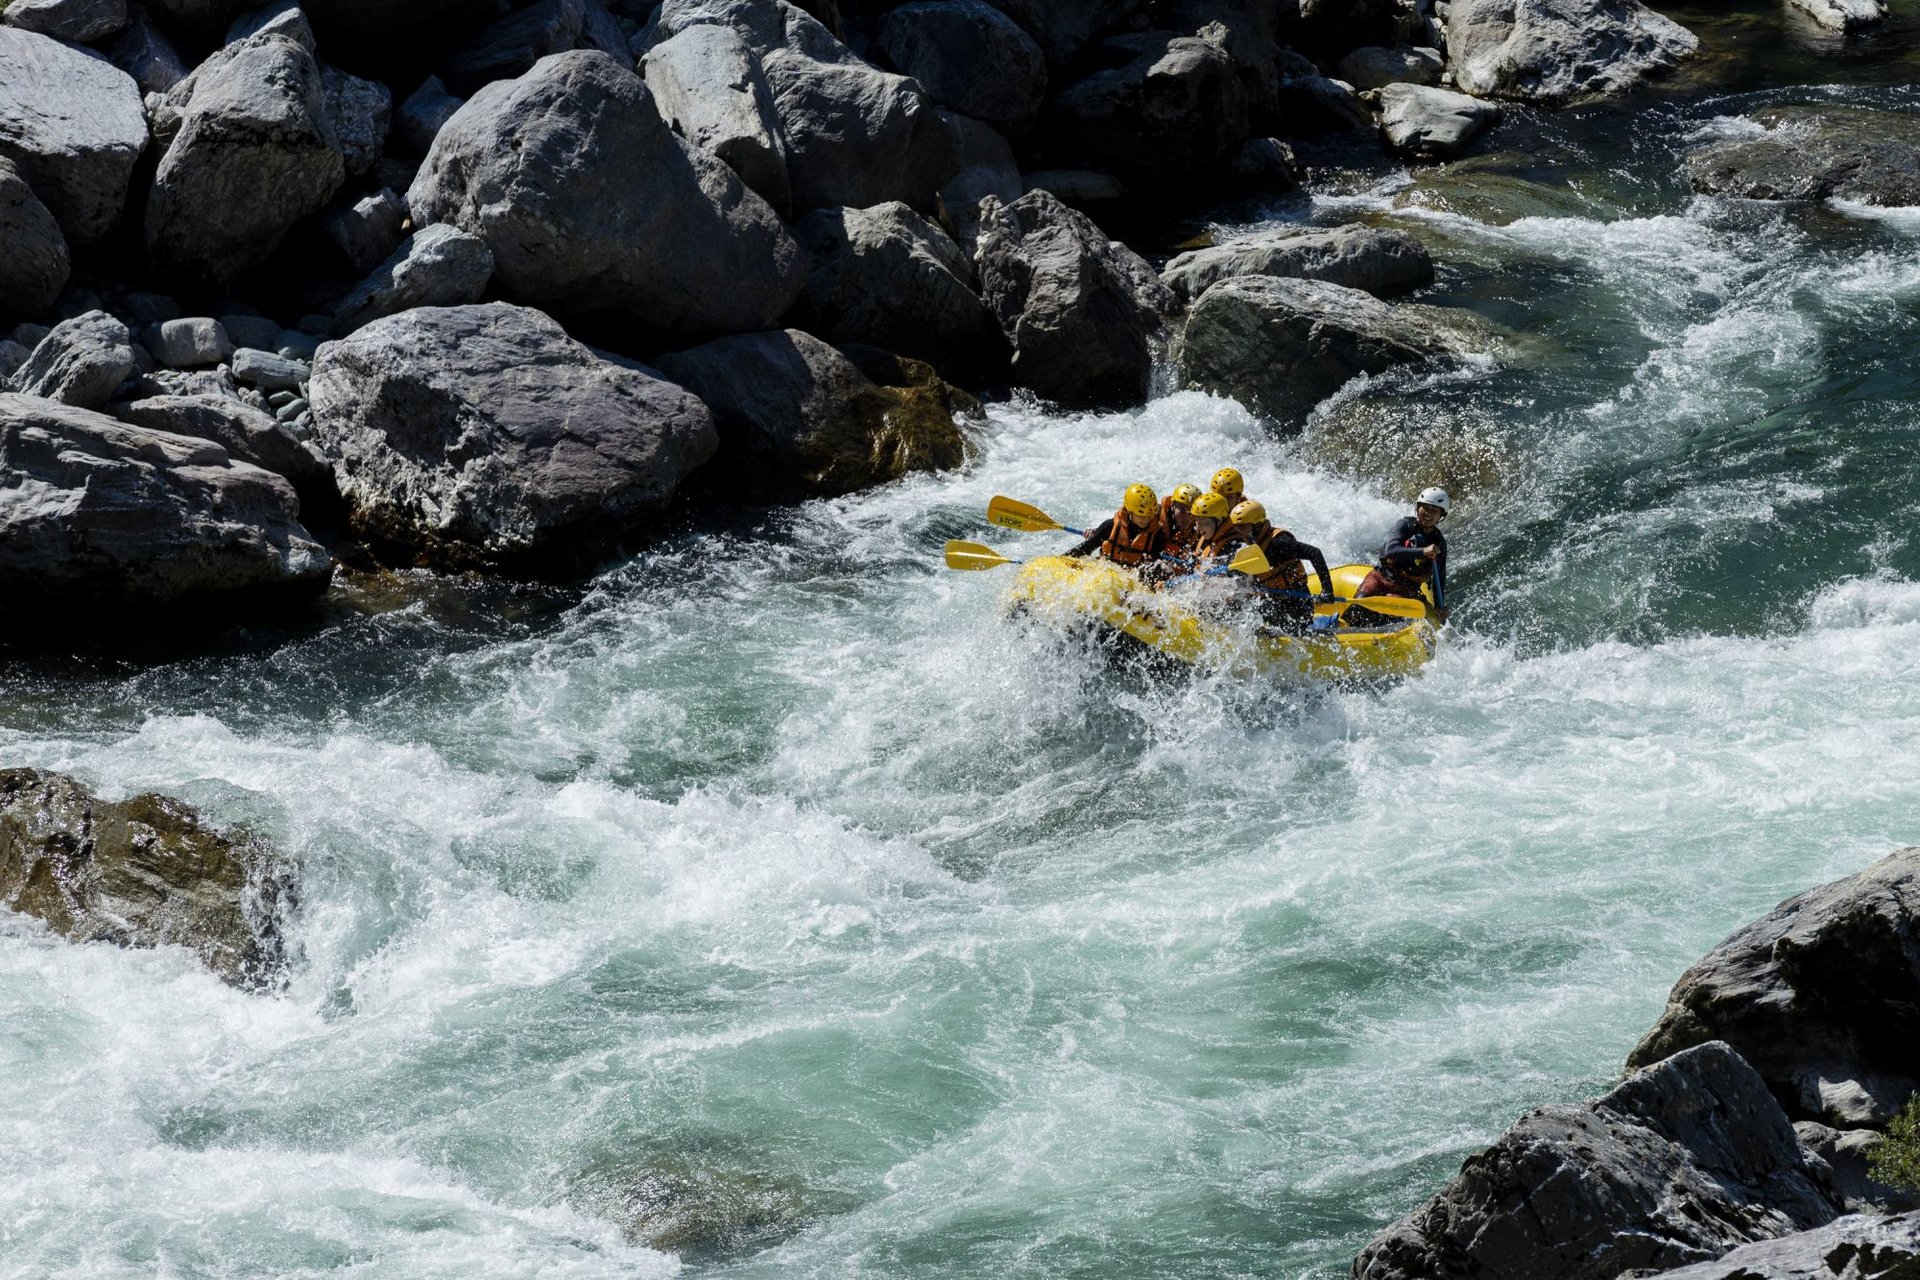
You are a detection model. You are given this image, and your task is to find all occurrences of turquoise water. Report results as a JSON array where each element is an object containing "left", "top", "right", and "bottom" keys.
[{"left": 8, "top": 24, "right": 1920, "bottom": 1280}]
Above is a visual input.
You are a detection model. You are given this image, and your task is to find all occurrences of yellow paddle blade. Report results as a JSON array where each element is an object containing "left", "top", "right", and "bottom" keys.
[
  {"left": 944, "top": 539, "right": 1016, "bottom": 571},
  {"left": 1227, "top": 544, "right": 1271, "bottom": 577},
  {"left": 1318, "top": 594, "right": 1428, "bottom": 620},
  {"left": 986, "top": 495, "right": 1064, "bottom": 532}
]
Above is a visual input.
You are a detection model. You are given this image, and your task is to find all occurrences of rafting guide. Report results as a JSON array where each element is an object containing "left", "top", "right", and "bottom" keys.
[{"left": 945, "top": 475, "right": 1450, "bottom": 681}]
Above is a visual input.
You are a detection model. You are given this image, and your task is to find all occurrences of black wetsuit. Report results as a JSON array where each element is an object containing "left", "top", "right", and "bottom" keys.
[
  {"left": 1378, "top": 516, "right": 1448, "bottom": 605},
  {"left": 1064, "top": 519, "right": 1114, "bottom": 558},
  {"left": 1251, "top": 532, "right": 1335, "bottom": 632}
]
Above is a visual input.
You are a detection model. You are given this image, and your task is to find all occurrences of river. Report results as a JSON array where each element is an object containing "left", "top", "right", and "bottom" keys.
[{"left": 6, "top": 5, "right": 1920, "bottom": 1276}]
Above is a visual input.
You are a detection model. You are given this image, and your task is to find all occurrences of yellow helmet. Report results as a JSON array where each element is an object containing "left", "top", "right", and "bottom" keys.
[
  {"left": 1168, "top": 483, "right": 1202, "bottom": 507},
  {"left": 1122, "top": 483, "right": 1158, "bottom": 522},
  {"left": 1191, "top": 491, "right": 1230, "bottom": 520},
  {"left": 1230, "top": 499, "right": 1266, "bottom": 527},
  {"left": 1210, "top": 467, "right": 1244, "bottom": 501}
]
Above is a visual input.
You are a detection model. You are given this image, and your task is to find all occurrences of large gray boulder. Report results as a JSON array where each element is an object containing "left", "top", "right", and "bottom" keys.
[
  {"left": 876, "top": 0, "right": 1046, "bottom": 136},
  {"left": 653, "top": 328, "right": 971, "bottom": 500},
  {"left": 0, "top": 159, "right": 69, "bottom": 322},
  {"left": 973, "top": 189, "right": 1173, "bottom": 409},
  {"left": 1339, "top": 45, "right": 1445, "bottom": 90},
  {"left": 1351, "top": 1042, "right": 1842, "bottom": 1280},
  {"left": 0, "top": 27, "right": 148, "bottom": 245},
  {"left": 938, "top": 110, "right": 1021, "bottom": 251},
  {"left": 2, "top": 0, "right": 128, "bottom": 42},
  {"left": 306, "top": 303, "right": 717, "bottom": 573},
  {"left": 1686, "top": 107, "right": 1920, "bottom": 208},
  {"left": 986, "top": 0, "right": 1148, "bottom": 71},
  {"left": 1046, "top": 31, "right": 1247, "bottom": 189},
  {"left": 440, "top": 0, "right": 585, "bottom": 94},
  {"left": 1178, "top": 275, "right": 1494, "bottom": 424},
  {"left": 112, "top": 393, "right": 327, "bottom": 491},
  {"left": 1377, "top": 83, "right": 1501, "bottom": 160},
  {"left": 145, "top": 34, "right": 345, "bottom": 287},
  {"left": 1642, "top": 1211, "right": 1920, "bottom": 1279},
  {"left": 0, "top": 768, "right": 291, "bottom": 989},
  {"left": 1446, "top": 0, "right": 1696, "bottom": 103},
  {"left": 760, "top": 6, "right": 955, "bottom": 211},
  {"left": 101, "top": 6, "right": 190, "bottom": 94},
  {"left": 1161, "top": 225, "right": 1434, "bottom": 305},
  {"left": 396, "top": 75, "right": 463, "bottom": 155},
  {"left": 1628, "top": 848, "right": 1920, "bottom": 1129},
  {"left": 333, "top": 223, "right": 494, "bottom": 335},
  {"left": 322, "top": 66, "right": 391, "bottom": 177},
  {"left": 408, "top": 51, "right": 805, "bottom": 340},
  {"left": 146, "top": 316, "right": 233, "bottom": 368},
  {"left": 794, "top": 202, "right": 1005, "bottom": 381},
  {"left": 641, "top": 24, "right": 791, "bottom": 214},
  {"left": 0, "top": 392, "right": 331, "bottom": 608},
  {"left": 9, "top": 310, "right": 135, "bottom": 409}
]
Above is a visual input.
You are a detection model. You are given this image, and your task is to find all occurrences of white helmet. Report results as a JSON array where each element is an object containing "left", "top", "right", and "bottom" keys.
[{"left": 1416, "top": 486, "right": 1450, "bottom": 515}]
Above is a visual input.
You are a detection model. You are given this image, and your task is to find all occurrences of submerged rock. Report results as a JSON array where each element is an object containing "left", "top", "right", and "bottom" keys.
[
  {"left": 408, "top": 51, "right": 805, "bottom": 340},
  {"left": 1179, "top": 276, "right": 1494, "bottom": 425},
  {"left": 0, "top": 27, "right": 149, "bottom": 245},
  {"left": 0, "top": 768, "right": 290, "bottom": 989},
  {"left": 973, "top": 189, "right": 1173, "bottom": 409},
  {"left": 1352, "top": 1042, "right": 1841, "bottom": 1280},
  {"left": 307, "top": 303, "right": 717, "bottom": 574},
  {"left": 653, "top": 329, "right": 972, "bottom": 500},
  {"left": 1642, "top": 1210, "right": 1920, "bottom": 1279},
  {"left": 1161, "top": 225, "right": 1434, "bottom": 305},
  {"left": 1628, "top": 847, "right": 1920, "bottom": 1129},
  {"left": 0, "top": 392, "right": 332, "bottom": 610},
  {"left": 1445, "top": 0, "right": 1696, "bottom": 103},
  {"left": 1686, "top": 106, "right": 1920, "bottom": 208}
]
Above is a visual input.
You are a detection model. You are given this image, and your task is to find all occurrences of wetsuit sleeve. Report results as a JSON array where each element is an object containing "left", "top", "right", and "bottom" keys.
[
  {"left": 1300, "top": 541, "right": 1334, "bottom": 597},
  {"left": 1379, "top": 517, "right": 1426, "bottom": 572},
  {"left": 1065, "top": 518, "right": 1113, "bottom": 558}
]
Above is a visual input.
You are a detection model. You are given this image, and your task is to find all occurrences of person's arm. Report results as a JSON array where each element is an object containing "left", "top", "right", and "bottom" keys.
[
  {"left": 1300, "top": 541, "right": 1335, "bottom": 601},
  {"left": 1379, "top": 518, "right": 1426, "bottom": 573},
  {"left": 1065, "top": 518, "right": 1113, "bottom": 558}
]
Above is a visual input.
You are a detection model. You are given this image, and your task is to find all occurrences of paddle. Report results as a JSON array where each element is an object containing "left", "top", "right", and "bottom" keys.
[
  {"left": 944, "top": 540, "right": 1019, "bottom": 571},
  {"left": 986, "top": 495, "right": 1086, "bottom": 537},
  {"left": 1315, "top": 594, "right": 1428, "bottom": 620}
]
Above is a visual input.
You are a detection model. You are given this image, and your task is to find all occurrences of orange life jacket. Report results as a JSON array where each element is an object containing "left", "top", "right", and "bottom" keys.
[
  {"left": 1101, "top": 507, "right": 1163, "bottom": 567},
  {"left": 1159, "top": 497, "right": 1196, "bottom": 554}
]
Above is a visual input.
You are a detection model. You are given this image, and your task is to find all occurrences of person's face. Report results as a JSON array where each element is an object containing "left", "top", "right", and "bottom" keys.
[
  {"left": 1416, "top": 503, "right": 1444, "bottom": 530},
  {"left": 1195, "top": 516, "right": 1221, "bottom": 540},
  {"left": 1171, "top": 503, "right": 1194, "bottom": 530}
]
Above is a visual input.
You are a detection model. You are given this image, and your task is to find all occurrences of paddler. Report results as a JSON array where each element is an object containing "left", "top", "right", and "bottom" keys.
[
  {"left": 1186, "top": 491, "right": 1233, "bottom": 558},
  {"left": 1065, "top": 483, "right": 1167, "bottom": 568},
  {"left": 1159, "top": 483, "right": 1203, "bottom": 555},
  {"left": 1356, "top": 486, "right": 1451, "bottom": 622},
  {"left": 1227, "top": 500, "right": 1336, "bottom": 632}
]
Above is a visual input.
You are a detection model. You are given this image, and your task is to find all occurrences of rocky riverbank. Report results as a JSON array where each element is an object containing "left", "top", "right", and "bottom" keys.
[
  {"left": 1352, "top": 849, "right": 1920, "bottom": 1280},
  {"left": 11, "top": 0, "right": 1855, "bottom": 630}
]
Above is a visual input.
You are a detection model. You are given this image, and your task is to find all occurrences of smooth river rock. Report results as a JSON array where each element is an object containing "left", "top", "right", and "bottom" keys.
[
  {"left": 306, "top": 303, "right": 718, "bottom": 574},
  {"left": 0, "top": 768, "right": 290, "bottom": 989},
  {"left": 0, "top": 392, "right": 332, "bottom": 609},
  {"left": 1161, "top": 225, "right": 1434, "bottom": 305},
  {"left": 1445, "top": 0, "right": 1697, "bottom": 103},
  {"left": 145, "top": 34, "right": 345, "bottom": 287},
  {"left": 973, "top": 189, "right": 1173, "bottom": 409},
  {"left": 653, "top": 329, "right": 972, "bottom": 500},
  {"left": 0, "top": 27, "right": 148, "bottom": 245},
  {"left": 1628, "top": 847, "right": 1920, "bottom": 1129},
  {"left": 1179, "top": 275, "right": 1494, "bottom": 425},
  {"left": 408, "top": 51, "right": 805, "bottom": 340},
  {"left": 1686, "top": 106, "right": 1920, "bottom": 207},
  {"left": 1351, "top": 1042, "right": 1842, "bottom": 1280},
  {"left": 1377, "top": 83, "right": 1501, "bottom": 161}
]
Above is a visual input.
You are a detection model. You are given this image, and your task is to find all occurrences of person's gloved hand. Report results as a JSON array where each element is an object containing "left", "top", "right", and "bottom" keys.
[{"left": 1315, "top": 592, "right": 1338, "bottom": 604}]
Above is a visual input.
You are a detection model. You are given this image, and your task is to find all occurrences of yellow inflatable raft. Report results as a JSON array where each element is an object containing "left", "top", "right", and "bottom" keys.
[{"left": 1003, "top": 556, "right": 1439, "bottom": 681}]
